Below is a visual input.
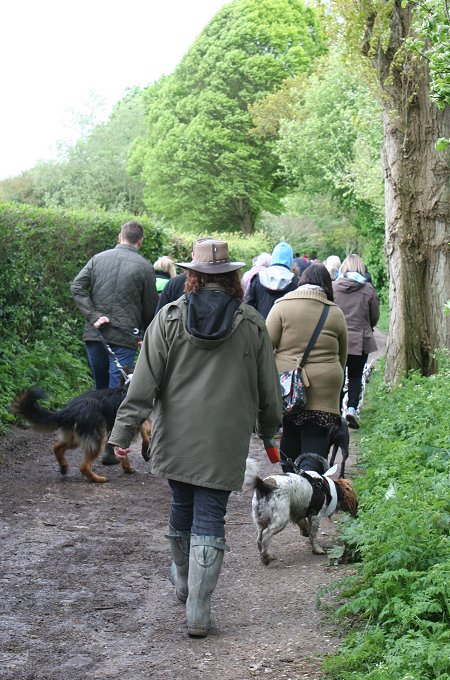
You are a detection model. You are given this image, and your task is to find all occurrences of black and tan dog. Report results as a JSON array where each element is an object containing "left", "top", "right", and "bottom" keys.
[{"left": 12, "top": 386, "right": 151, "bottom": 483}]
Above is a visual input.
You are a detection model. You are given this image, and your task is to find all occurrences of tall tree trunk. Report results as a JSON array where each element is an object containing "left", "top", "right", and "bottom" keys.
[
  {"left": 365, "top": 3, "right": 450, "bottom": 382},
  {"left": 232, "top": 197, "right": 254, "bottom": 235}
]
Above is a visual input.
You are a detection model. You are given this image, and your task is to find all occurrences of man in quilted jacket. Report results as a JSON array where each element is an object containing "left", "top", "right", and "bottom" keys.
[{"left": 71, "top": 221, "right": 158, "bottom": 462}]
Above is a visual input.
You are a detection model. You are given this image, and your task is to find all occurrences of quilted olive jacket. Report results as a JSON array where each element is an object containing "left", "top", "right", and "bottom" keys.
[{"left": 71, "top": 244, "right": 158, "bottom": 349}]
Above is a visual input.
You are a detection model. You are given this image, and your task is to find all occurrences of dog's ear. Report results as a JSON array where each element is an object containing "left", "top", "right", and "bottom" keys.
[{"left": 334, "top": 479, "right": 358, "bottom": 517}]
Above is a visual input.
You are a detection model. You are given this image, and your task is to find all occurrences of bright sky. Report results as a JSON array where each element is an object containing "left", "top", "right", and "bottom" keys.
[{"left": 0, "top": 0, "right": 231, "bottom": 180}]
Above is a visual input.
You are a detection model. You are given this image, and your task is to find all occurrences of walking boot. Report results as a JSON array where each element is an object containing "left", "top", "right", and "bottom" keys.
[
  {"left": 101, "top": 442, "right": 120, "bottom": 465},
  {"left": 346, "top": 407, "right": 360, "bottom": 429},
  {"left": 186, "top": 534, "right": 229, "bottom": 637},
  {"left": 165, "top": 526, "right": 191, "bottom": 602}
]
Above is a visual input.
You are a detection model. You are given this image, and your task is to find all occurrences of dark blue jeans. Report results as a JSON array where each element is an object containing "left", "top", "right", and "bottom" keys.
[
  {"left": 85, "top": 341, "right": 136, "bottom": 389},
  {"left": 168, "top": 480, "right": 231, "bottom": 538}
]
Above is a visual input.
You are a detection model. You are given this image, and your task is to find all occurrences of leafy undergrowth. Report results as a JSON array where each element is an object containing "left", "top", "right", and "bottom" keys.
[
  {"left": 0, "top": 320, "right": 92, "bottom": 434},
  {"left": 322, "top": 354, "right": 450, "bottom": 680}
]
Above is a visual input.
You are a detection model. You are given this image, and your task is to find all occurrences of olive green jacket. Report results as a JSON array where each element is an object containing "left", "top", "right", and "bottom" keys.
[
  {"left": 71, "top": 244, "right": 158, "bottom": 349},
  {"left": 109, "top": 292, "right": 282, "bottom": 490}
]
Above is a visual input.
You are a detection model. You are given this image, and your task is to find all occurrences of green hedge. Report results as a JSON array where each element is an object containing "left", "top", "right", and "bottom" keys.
[
  {"left": 0, "top": 203, "right": 273, "bottom": 431},
  {"left": 323, "top": 354, "right": 450, "bottom": 679},
  {"left": 0, "top": 203, "right": 169, "bottom": 431}
]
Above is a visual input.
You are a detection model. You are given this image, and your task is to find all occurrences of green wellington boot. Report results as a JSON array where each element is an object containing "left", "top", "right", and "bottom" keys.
[
  {"left": 186, "top": 534, "right": 228, "bottom": 637},
  {"left": 165, "top": 526, "right": 191, "bottom": 602}
]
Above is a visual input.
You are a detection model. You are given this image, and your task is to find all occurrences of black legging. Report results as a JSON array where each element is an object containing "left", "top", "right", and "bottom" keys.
[
  {"left": 280, "top": 418, "right": 330, "bottom": 470},
  {"left": 344, "top": 353, "right": 368, "bottom": 409}
]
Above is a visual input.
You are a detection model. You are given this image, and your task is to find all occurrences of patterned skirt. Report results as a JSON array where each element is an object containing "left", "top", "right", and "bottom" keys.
[{"left": 287, "top": 409, "right": 338, "bottom": 429}]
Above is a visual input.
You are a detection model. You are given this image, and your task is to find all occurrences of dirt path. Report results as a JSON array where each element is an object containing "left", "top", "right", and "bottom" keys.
[{"left": 0, "top": 334, "right": 385, "bottom": 680}]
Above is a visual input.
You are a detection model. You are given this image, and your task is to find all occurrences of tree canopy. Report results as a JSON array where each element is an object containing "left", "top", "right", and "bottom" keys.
[
  {"left": 275, "top": 50, "right": 384, "bottom": 223},
  {"left": 0, "top": 88, "right": 147, "bottom": 213},
  {"left": 132, "top": 0, "right": 326, "bottom": 234}
]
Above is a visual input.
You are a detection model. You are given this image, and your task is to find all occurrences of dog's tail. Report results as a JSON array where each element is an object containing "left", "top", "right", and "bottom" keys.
[
  {"left": 243, "top": 456, "right": 258, "bottom": 486},
  {"left": 11, "top": 388, "right": 61, "bottom": 432},
  {"left": 243, "top": 458, "right": 276, "bottom": 496}
]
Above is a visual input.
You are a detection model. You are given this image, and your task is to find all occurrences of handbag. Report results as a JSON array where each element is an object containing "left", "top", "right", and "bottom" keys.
[{"left": 279, "top": 304, "right": 330, "bottom": 417}]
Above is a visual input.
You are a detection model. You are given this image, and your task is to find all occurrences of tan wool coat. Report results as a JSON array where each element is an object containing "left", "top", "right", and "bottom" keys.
[{"left": 266, "top": 288, "right": 348, "bottom": 415}]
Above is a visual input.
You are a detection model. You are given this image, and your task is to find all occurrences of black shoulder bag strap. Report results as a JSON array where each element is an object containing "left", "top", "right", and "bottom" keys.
[{"left": 298, "top": 304, "right": 330, "bottom": 369}]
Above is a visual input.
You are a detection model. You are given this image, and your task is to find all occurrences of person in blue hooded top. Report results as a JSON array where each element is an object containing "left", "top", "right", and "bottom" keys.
[{"left": 244, "top": 241, "right": 299, "bottom": 319}]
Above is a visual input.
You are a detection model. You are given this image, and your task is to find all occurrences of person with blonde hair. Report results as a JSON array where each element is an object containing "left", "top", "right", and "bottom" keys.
[
  {"left": 333, "top": 254, "right": 379, "bottom": 428},
  {"left": 154, "top": 256, "right": 177, "bottom": 293}
]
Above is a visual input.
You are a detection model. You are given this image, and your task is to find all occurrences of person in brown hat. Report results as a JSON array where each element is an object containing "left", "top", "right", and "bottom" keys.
[{"left": 108, "top": 238, "right": 282, "bottom": 638}]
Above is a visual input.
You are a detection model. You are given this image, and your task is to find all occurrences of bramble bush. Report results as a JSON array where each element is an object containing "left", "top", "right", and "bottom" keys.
[
  {"left": 322, "top": 354, "right": 450, "bottom": 679},
  {"left": 0, "top": 203, "right": 273, "bottom": 431}
]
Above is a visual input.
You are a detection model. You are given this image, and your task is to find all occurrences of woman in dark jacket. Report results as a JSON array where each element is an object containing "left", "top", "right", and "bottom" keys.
[
  {"left": 333, "top": 254, "right": 380, "bottom": 429},
  {"left": 244, "top": 241, "right": 299, "bottom": 319}
]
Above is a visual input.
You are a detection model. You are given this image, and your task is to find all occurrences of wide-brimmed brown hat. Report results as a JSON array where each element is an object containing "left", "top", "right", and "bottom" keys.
[{"left": 177, "top": 239, "right": 245, "bottom": 274}]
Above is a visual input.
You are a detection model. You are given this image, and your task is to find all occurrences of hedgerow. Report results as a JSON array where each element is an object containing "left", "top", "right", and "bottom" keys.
[
  {"left": 322, "top": 354, "right": 450, "bottom": 679},
  {"left": 0, "top": 203, "right": 272, "bottom": 432},
  {"left": 0, "top": 203, "right": 169, "bottom": 431}
]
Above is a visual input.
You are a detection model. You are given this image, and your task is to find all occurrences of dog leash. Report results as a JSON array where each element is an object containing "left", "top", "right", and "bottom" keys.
[
  {"left": 279, "top": 449, "right": 300, "bottom": 473},
  {"left": 94, "top": 325, "right": 141, "bottom": 384}
]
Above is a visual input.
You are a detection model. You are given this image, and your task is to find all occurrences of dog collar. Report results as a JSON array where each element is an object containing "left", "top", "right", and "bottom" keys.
[
  {"left": 300, "top": 465, "right": 337, "bottom": 517},
  {"left": 324, "top": 478, "right": 338, "bottom": 516},
  {"left": 304, "top": 469, "right": 338, "bottom": 516}
]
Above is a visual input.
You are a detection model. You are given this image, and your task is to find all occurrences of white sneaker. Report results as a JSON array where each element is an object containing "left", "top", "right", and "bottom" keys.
[{"left": 346, "top": 407, "right": 360, "bottom": 429}]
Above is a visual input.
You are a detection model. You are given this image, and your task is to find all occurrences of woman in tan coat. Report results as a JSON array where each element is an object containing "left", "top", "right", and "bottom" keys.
[{"left": 266, "top": 263, "right": 348, "bottom": 469}]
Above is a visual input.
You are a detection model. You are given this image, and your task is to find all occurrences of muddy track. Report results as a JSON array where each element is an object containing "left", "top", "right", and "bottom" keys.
[
  {"left": 0, "top": 331, "right": 387, "bottom": 679},
  {"left": 0, "top": 425, "right": 358, "bottom": 680}
]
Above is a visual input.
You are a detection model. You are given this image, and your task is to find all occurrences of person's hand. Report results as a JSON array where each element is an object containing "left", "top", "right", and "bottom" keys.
[
  {"left": 263, "top": 438, "right": 280, "bottom": 464},
  {"left": 113, "top": 446, "right": 130, "bottom": 460},
  {"left": 94, "top": 316, "right": 110, "bottom": 328}
]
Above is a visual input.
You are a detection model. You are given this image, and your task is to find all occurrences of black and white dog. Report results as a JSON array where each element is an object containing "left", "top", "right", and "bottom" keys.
[{"left": 247, "top": 455, "right": 358, "bottom": 563}]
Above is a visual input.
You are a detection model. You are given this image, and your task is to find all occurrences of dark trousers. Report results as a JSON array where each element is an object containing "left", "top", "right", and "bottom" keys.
[
  {"left": 344, "top": 353, "right": 368, "bottom": 409},
  {"left": 168, "top": 480, "right": 231, "bottom": 538},
  {"left": 85, "top": 341, "right": 136, "bottom": 389},
  {"left": 280, "top": 418, "right": 330, "bottom": 469}
]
